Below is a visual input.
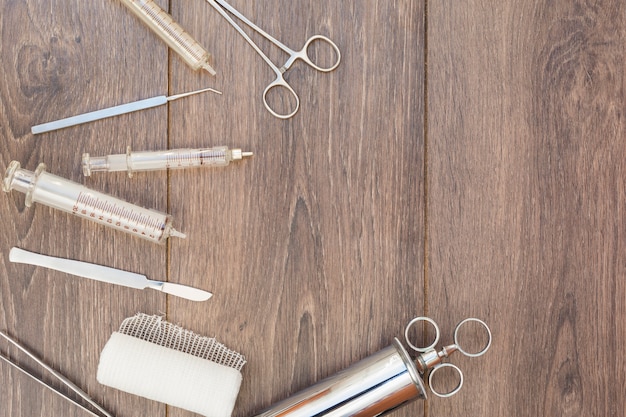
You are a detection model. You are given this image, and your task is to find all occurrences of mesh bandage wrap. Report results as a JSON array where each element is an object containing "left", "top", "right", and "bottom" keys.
[{"left": 97, "top": 314, "right": 246, "bottom": 417}]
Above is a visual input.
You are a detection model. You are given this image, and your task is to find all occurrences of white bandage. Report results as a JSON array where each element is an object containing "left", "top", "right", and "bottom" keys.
[{"left": 97, "top": 332, "right": 243, "bottom": 417}]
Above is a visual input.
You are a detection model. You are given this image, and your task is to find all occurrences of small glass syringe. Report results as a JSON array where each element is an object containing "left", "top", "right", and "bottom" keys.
[
  {"left": 3, "top": 161, "right": 185, "bottom": 244},
  {"left": 82, "top": 146, "right": 253, "bottom": 177},
  {"left": 119, "top": 0, "right": 216, "bottom": 75}
]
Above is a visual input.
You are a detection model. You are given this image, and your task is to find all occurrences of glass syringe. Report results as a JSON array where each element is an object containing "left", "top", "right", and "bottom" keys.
[
  {"left": 3, "top": 161, "right": 185, "bottom": 244},
  {"left": 119, "top": 0, "right": 216, "bottom": 75},
  {"left": 82, "top": 146, "right": 253, "bottom": 177}
]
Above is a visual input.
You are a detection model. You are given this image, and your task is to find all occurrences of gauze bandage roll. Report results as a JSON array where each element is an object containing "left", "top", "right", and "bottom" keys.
[{"left": 97, "top": 314, "right": 246, "bottom": 417}]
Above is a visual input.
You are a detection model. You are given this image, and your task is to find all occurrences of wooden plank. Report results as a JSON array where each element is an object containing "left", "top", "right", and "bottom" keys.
[
  {"left": 0, "top": 1, "right": 168, "bottom": 416},
  {"left": 0, "top": 1, "right": 426, "bottom": 417},
  {"left": 427, "top": 0, "right": 625, "bottom": 416},
  {"left": 167, "top": 1, "right": 425, "bottom": 417}
]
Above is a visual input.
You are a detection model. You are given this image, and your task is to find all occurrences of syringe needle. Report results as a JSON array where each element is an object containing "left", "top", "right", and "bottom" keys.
[
  {"left": 31, "top": 87, "right": 221, "bottom": 135},
  {"left": 169, "top": 228, "right": 187, "bottom": 239}
]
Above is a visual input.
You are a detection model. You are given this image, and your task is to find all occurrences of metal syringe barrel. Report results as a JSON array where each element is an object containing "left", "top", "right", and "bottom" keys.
[
  {"left": 3, "top": 161, "right": 185, "bottom": 244},
  {"left": 253, "top": 339, "right": 427, "bottom": 417}
]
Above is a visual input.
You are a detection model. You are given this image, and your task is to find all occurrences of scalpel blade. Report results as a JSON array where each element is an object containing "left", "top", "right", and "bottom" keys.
[{"left": 156, "top": 282, "right": 213, "bottom": 301}]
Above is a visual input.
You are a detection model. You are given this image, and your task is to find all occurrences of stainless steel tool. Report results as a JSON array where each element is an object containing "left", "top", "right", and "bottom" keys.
[
  {"left": 0, "top": 330, "right": 113, "bottom": 417},
  {"left": 205, "top": 0, "right": 341, "bottom": 119},
  {"left": 9, "top": 247, "right": 212, "bottom": 302},
  {"left": 31, "top": 87, "right": 220, "bottom": 135},
  {"left": 253, "top": 317, "right": 492, "bottom": 417}
]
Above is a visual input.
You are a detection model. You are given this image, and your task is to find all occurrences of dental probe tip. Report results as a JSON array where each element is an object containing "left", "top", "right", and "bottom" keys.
[{"left": 167, "top": 87, "right": 222, "bottom": 102}]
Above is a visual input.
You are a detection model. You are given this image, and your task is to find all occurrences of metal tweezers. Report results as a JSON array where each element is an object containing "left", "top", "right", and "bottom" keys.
[{"left": 0, "top": 330, "right": 113, "bottom": 417}]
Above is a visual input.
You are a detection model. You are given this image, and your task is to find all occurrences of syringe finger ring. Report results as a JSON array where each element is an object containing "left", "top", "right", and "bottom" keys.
[
  {"left": 3, "top": 161, "right": 185, "bottom": 244},
  {"left": 82, "top": 146, "right": 253, "bottom": 177}
]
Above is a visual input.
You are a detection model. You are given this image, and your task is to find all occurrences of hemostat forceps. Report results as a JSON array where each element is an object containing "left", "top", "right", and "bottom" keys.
[{"left": 205, "top": 0, "right": 341, "bottom": 119}]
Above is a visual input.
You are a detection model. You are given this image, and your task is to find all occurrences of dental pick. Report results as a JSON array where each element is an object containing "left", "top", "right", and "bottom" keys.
[{"left": 31, "top": 87, "right": 221, "bottom": 134}]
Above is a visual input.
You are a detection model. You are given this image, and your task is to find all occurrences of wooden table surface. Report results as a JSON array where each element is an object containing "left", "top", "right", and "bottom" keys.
[{"left": 0, "top": 1, "right": 624, "bottom": 416}]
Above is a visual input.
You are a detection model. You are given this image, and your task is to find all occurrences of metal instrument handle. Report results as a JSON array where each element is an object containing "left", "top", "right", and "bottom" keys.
[
  {"left": 453, "top": 317, "right": 492, "bottom": 358},
  {"left": 31, "top": 97, "right": 167, "bottom": 134},
  {"left": 262, "top": 77, "right": 300, "bottom": 119},
  {"left": 285, "top": 35, "right": 341, "bottom": 73},
  {"left": 403, "top": 316, "right": 492, "bottom": 398},
  {"left": 428, "top": 363, "right": 464, "bottom": 398},
  {"left": 404, "top": 316, "right": 440, "bottom": 353}
]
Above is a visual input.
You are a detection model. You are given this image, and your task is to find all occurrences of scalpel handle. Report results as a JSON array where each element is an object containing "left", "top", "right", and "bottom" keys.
[
  {"left": 31, "top": 96, "right": 168, "bottom": 134},
  {"left": 9, "top": 247, "right": 149, "bottom": 290}
]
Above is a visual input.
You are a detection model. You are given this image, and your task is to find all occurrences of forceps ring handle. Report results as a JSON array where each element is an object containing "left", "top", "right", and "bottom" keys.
[
  {"left": 295, "top": 35, "right": 342, "bottom": 73},
  {"left": 263, "top": 77, "right": 300, "bottom": 119}
]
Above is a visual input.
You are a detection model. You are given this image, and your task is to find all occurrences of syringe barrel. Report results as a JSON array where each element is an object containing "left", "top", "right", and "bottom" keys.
[
  {"left": 253, "top": 339, "right": 427, "bottom": 417},
  {"left": 131, "top": 146, "right": 232, "bottom": 171},
  {"left": 3, "top": 161, "right": 183, "bottom": 244},
  {"left": 119, "top": 0, "right": 216, "bottom": 75},
  {"left": 83, "top": 146, "right": 244, "bottom": 177}
]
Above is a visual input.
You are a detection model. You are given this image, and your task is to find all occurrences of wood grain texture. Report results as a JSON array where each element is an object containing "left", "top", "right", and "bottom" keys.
[
  {"left": 167, "top": 1, "right": 424, "bottom": 416},
  {"left": 3, "top": 0, "right": 625, "bottom": 417},
  {"left": 0, "top": 1, "right": 169, "bottom": 416},
  {"left": 428, "top": 1, "right": 625, "bottom": 416},
  {"left": 1, "top": 1, "right": 425, "bottom": 417}
]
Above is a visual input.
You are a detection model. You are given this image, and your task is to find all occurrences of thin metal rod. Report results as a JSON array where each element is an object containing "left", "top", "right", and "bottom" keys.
[
  {"left": 31, "top": 87, "right": 221, "bottom": 134},
  {"left": 0, "top": 353, "right": 104, "bottom": 417},
  {"left": 167, "top": 87, "right": 222, "bottom": 101},
  {"left": 0, "top": 331, "right": 113, "bottom": 417}
]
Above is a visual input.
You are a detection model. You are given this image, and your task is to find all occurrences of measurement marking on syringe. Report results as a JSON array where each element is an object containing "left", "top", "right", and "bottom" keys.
[
  {"left": 167, "top": 150, "right": 225, "bottom": 167},
  {"left": 73, "top": 192, "right": 166, "bottom": 232},
  {"left": 134, "top": 1, "right": 206, "bottom": 62},
  {"left": 4, "top": 161, "right": 180, "bottom": 243}
]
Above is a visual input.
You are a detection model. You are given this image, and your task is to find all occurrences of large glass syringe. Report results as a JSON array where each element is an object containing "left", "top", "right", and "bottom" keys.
[
  {"left": 82, "top": 146, "right": 253, "bottom": 177},
  {"left": 3, "top": 161, "right": 185, "bottom": 244}
]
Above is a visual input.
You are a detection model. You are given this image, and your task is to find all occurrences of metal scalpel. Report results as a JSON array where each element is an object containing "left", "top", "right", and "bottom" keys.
[{"left": 9, "top": 247, "right": 212, "bottom": 302}]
